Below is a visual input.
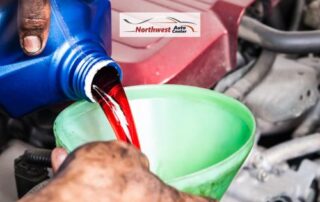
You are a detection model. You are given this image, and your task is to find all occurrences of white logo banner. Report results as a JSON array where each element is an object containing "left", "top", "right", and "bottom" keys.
[{"left": 119, "top": 12, "right": 201, "bottom": 37}]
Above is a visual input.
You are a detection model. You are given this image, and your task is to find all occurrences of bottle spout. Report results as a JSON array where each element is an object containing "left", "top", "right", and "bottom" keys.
[
  {"left": 60, "top": 44, "right": 122, "bottom": 103},
  {"left": 84, "top": 60, "right": 122, "bottom": 102}
]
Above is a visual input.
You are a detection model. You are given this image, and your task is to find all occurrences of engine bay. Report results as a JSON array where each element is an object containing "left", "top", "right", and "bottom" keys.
[{"left": 1, "top": 0, "right": 320, "bottom": 201}]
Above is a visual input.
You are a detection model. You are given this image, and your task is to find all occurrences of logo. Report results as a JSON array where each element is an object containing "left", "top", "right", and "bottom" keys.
[{"left": 119, "top": 12, "right": 201, "bottom": 37}]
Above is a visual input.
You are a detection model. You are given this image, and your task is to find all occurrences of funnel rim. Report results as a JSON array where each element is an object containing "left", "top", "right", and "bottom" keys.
[{"left": 123, "top": 85, "right": 256, "bottom": 184}]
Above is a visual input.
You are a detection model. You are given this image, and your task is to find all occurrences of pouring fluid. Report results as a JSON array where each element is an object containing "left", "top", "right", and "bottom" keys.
[{"left": 92, "top": 67, "right": 141, "bottom": 149}]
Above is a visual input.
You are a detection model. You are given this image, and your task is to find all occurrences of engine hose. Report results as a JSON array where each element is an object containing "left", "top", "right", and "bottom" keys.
[
  {"left": 224, "top": 51, "right": 276, "bottom": 100},
  {"left": 263, "top": 133, "right": 320, "bottom": 165},
  {"left": 214, "top": 59, "right": 255, "bottom": 93},
  {"left": 24, "top": 149, "right": 52, "bottom": 167},
  {"left": 239, "top": 16, "right": 320, "bottom": 54},
  {"left": 293, "top": 101, "right": 320, "bottom": 138},
  {"left": 289, "top": 0, "right": 305, "bottom": 31}
]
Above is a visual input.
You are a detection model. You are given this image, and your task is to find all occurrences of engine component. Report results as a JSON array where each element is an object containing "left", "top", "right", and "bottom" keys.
[
  {"left": 23, "top": 149, "right": 52, "bottom": 168},
  {"left": 111, "top": 0, "right": 255, "bottom": 87},
  {"left": 244, "top": 56, "right": 320, "bottom": 134},
  {"left": 0, "top": 110, "right": 9, "bottom": 151},
  {"left": 223, "top": 133, "right": 320, "bottom": 202},
  {"left": 214, "top": 59, "right": 255, "bottom": 93},
  {"left": 14, "top": 145, "right": 52, "bottom": 198},
  {"left": 14, "top": 154, "right": 49, "bottom": 198},
  {"left": 223, "top": 160, "right": 320, "bottom": 202},
  {"left": 239, "top": 16, "right": 320, "bottom": 54},
  {"left": 293, "top": 101, "right": 320, "bottom": 138},
  {"left": 289, "top": 0, "right": 305, "bottom": 31},
  {"left": 263, "top": 133, "right": 320, "bottom": 166},
  {"left": 298, "top": 55, "right": 320, "bottom": 71},
  {"left": 304, "top": 0, "right": 320, "bottom": 30},
  {"left": 224, "top": 134, "right": 320, "bottom": 202},
  {"left": 2, "top": 1, "right": 320, "bottom": 202},
  {"left": 0, "top": 140, "right": 33, "bottom": 201},
  {"left": 0, "top": 107, "right": 62, "bottom": 149},
  {"left": 224, "top": 51, "right": 276, "bottom": 100}
]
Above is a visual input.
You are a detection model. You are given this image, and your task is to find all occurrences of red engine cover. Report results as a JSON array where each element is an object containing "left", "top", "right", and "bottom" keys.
[{"left": 111, "top": 0, "right": 254, "bottom": 88}]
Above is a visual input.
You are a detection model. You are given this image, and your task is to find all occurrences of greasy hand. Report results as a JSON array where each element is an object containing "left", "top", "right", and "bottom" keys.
[
  {"left": 19, "top": 142, "right": 217, "bottom": 202},
  {"left": 1, "top": 0, "right": 50, "bottom": 55}
]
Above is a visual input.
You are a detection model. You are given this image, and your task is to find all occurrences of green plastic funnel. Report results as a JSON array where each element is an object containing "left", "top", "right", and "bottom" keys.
[{"left": 54, "top": 85, "right": 255, "bottom": 200}]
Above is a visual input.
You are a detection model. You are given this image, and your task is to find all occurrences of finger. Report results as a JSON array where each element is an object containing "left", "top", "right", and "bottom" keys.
[
  {"left": 18, "top": 0, "right": 50, "bottom": 55},
  {"left": 51, "top": 148, "right": 68, "bottom": 173}
]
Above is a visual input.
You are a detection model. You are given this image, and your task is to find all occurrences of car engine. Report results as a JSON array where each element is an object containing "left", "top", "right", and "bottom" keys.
[{"left": 1, "top": 0, "right": 320, "bottom": 201}]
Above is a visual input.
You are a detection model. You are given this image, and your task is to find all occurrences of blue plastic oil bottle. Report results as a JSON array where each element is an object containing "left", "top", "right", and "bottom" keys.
[{"left": 0, "top": 0, "right": 121, "bottom": 117}]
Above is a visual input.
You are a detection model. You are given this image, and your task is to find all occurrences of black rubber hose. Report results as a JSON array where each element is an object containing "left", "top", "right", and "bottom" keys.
[
  {"left": 239, "top": 16, "right": 320, "bottom": 54},
  {"left": 224, "top": 51, "right": 276, "bottom": 100},
  {"left": 24, "top": 149, "right": 52, "bottom": 167},
  {"left": 289, "top": 0, "right": 305, "bottom": 31}
]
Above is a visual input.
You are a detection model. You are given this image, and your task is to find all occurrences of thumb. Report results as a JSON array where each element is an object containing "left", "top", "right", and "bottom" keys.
[
  {"left": 51, "top": 147, "right": 67, "bottom": 173},
  {"left": 18, "top": 0, "right": 50, "bottom": 55}
]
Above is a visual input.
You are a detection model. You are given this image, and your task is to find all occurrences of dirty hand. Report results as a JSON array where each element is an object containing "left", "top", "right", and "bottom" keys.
[
  {"left": 0, "top": 0, "right": 50, "bottom": 55},
  {"left": 19, "top": 141, "right": 217, "bottom": 202}
]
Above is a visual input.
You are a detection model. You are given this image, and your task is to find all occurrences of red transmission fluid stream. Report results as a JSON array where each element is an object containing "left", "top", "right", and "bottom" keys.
[{"left": 92, "top": 67, "right": 141, "bottom": 149}]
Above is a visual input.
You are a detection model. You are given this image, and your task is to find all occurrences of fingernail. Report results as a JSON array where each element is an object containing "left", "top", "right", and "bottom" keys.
[{"left": 23, "top": 36, "right": 41, "bottom": 54}]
